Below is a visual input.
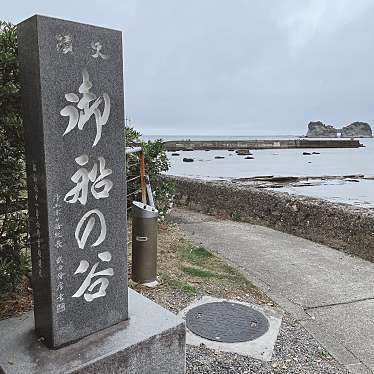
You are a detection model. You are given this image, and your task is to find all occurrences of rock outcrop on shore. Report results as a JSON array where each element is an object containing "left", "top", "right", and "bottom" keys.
[
  {"left": 306, "top": 121, "right": 337, "bottom": 137},
  {"left": 235, "top": 149, "right": 252, "bottom": 155},
  {"left": 306, "top": 120, "right": 373, "bottom": 138},
  {"left": 341, "top": 122, "right": 372, "bottom": 138}
]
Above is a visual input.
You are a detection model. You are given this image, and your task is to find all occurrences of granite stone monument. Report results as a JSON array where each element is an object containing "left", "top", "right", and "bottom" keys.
[
  {"left": 17, "top": 15, "right": 128, "bottom": 348},
  {"left": 0, "top": 15, "right": 185, "bottom": 373}
]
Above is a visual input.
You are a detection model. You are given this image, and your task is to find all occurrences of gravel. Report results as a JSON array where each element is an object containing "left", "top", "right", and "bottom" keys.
[
  {"left": 134, "top": 285, "right": 348, "bottom": 373},
  {"left": 185, "top": 312, "right": 348, "bottom": 373},
  {"left": 130, "top": 224, "right": 349, "bottom": 373}
]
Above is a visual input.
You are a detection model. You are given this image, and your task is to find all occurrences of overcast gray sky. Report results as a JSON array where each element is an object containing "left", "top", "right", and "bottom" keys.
[{"left": 4, "top": 1, "right": 374, "bottom": 135}]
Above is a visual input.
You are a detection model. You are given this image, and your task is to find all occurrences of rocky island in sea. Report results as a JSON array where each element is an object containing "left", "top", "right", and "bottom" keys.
[
  {"left": 341, "top": 122, "right": 373, "bottom": 137},
  {"left": 306, "top": 120, "right": 373, "bottom": 138}
]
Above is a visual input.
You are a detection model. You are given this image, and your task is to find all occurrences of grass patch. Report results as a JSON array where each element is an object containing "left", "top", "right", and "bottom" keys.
[
  {"left": 129, "top": 223, "right": 271, "bottom": 312},
  {"left": 181, "top": 265, "right": 217, "bottom": 278},
  {"left": 173, "top": 234, "right": 269, "bottom": 302},
  {"left": 160, "top": 273, "right": 197, "bottom": 295},
  {"left": 180, "top": 243, "right": 213, "bottom": 264}
]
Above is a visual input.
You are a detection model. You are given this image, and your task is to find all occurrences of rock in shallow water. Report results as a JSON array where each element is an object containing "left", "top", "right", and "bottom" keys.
[
  {"left": 235, "top": 149, "right": 252, "bottom": 155},
  {"left": 183, "top": 158, "right": 194, "bottom": 162}
]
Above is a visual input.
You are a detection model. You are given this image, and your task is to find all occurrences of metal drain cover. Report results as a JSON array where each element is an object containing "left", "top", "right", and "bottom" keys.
[{"left": 185, "top": 301, "right": 269, "bottom": 343}]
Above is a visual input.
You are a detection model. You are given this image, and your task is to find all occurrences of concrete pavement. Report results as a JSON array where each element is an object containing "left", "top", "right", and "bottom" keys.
[{"left": 169, "top": 208, "right": 374, "bottom": 374}]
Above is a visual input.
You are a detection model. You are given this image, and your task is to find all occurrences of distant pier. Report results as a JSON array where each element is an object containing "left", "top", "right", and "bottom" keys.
[{"left": 163, "top": 139, "right": 362, "bottom": 151}]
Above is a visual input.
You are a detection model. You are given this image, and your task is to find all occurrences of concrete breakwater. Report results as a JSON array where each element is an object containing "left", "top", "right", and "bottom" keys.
[
  {"left": 163, "top": 139, "right": 362, "bottom": 151},
  {"left": 168, "top": 176, "right": 374, "bottom": 263}
]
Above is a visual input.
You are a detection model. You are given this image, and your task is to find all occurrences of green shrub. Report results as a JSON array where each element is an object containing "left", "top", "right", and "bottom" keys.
[
  {"left": 125, "top": 127, "right": 175, "bottom": 219},
  {"left": 0, "top": 21, "right": 29, "bottom": 293}
]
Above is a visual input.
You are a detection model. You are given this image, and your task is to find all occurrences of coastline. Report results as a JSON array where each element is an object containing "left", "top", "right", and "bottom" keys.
[
  {"left": 164, "top": 137, "right": 374, "bottom": 208},
  {"left": 166, "top": 175, "right": 374, "bottom": 263}
]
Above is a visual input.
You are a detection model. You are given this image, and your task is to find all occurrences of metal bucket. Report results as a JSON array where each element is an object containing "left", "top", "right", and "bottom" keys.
[{"left": 131, "top": 201, "right": 158, "bottom": 284}]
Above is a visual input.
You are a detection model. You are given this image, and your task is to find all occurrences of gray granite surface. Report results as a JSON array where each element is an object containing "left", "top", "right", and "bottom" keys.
[
  {"left": 18, "top": 15, "right": 128, "bottom": 348},
  {"left": 0, "top": 289, "right": 186, "bottom": 374}
]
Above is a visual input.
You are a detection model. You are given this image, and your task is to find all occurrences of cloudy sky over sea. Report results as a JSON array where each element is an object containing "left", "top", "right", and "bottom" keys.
[{"left": 5, "top": 1, "right": 374, "bottom": 135}]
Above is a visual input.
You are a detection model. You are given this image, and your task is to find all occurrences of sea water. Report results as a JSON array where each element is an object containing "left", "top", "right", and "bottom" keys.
[{"left": 143, "top": 135, "right": 374, "bottom": 208}]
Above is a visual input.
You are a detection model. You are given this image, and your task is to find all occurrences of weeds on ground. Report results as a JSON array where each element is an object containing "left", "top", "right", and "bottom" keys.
[
  {"left": 231, "top": 211, "right": 242, "bottom": 222},
  {"left": 130, "top": 223, "right": 271, "bottom": 310},
  {"left": 0, "top": 276, "right": 32, "bottom": 320}
]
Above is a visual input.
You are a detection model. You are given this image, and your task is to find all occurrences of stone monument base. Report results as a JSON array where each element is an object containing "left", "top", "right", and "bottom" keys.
[{"left": 0, "top": 289, "right": 185, "bottom": 373}]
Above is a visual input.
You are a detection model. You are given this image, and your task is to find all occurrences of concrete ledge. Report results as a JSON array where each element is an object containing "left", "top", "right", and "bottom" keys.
[
  {"left": 0, "top": 289, "right": 185, "bottom": 374},
  {"left": 168, "top": 176, "right": 374, "bottom": 262},
  {"left": 163, "top": 139, "right": 362, "bottom": 151}
]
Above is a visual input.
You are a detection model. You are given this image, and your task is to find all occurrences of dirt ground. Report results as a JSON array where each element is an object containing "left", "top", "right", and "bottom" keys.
[
  {"left": 0, "top": 222, "right": 345, "bottom": 373},
  {"left": 0, "top": 277, "right": 32, "bottom": 320},
  {"left": 129, "top": 222, "right": 271, "bottom": 313}
]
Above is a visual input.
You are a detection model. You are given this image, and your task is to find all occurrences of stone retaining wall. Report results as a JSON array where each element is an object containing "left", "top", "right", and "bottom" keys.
[{"left": 168, "top": 176, "right": 374, "bottom": 262}]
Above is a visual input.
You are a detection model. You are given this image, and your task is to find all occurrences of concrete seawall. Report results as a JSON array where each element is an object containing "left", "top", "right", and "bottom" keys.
[
  {"left": 167, "top": 176, "right": 374, "bottom": 262},
  {"left": 163, "top": 139, "right": 362, "bottom": 151}
]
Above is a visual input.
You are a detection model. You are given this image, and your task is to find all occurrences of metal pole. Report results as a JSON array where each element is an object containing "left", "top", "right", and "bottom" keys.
[
  {"left": 145, "top": 175, "right": 155, "bottom": 208},
  {"left": 139, "top": 151, "right": 147, "bottom": 205},
  {"left": 125, "top": 146, "right": 142, "bottom": 154}
]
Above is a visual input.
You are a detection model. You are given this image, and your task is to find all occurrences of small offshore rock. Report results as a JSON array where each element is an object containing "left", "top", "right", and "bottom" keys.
[
  {"left": 244, "top": 156, "right": 254, "bottom": 159},
  {"left": 214, "top": 156, "right": 225, "bottom": 159},
  {"left": 343, "top": 174, "right": 364, "bottom": 178},
  {"left": 171, "top": 153, "right": 180, "bottom": 156},
  {"left": 183, "top": 158, "right": 194, "bottom": 162},
  {"left": 235, "top": 149, "right": 252, "bottom": 155},
  {"left": 312, "top": 152, "right": 320, "bottom": 154},
  {"left": 303, "top": 152, "right": 312, "bottom": 155}
]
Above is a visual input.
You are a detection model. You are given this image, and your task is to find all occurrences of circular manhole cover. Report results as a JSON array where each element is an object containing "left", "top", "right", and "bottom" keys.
[{"left": 185, "top": 301, "right": 269, "bottom": 343}]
